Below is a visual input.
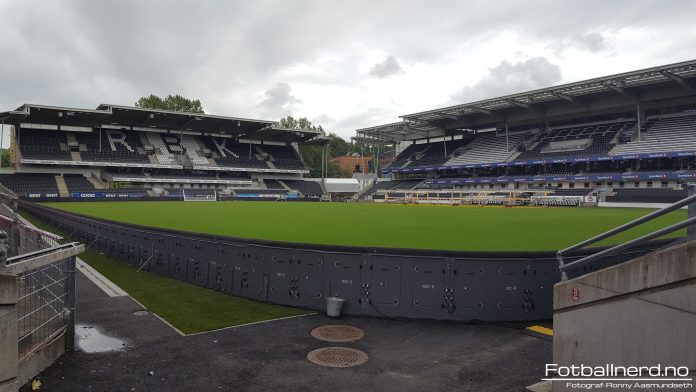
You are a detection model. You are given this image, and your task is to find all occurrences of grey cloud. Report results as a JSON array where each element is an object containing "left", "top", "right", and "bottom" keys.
[
  {"left": 1, "top": 0, "right": 696, "bottom": 137},
  {"left": 258, "top": 83, "right": 301, "bottom": 119},
  {"left": 549, "top": 32, "right": 608, "bottom": 56},
  {"left": 449, "top": 57, "right": 562, "bottom": 103},
  {"left": 369, "top": 55, "right": 404, "bottom": 79}
]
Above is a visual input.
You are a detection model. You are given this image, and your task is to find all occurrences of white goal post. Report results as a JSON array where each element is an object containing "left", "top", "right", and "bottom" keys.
[{"left": 182, "top": 189, "right": 217, "bottom": 201}]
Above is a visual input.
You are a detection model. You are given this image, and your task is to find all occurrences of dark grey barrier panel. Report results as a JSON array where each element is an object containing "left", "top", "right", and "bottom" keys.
[
  {"left": 151, "top": 234, "right": 170, "bottom": 276},
  {"left": 364, "top": 255, "right": 404, "bottom": 317},
  {"left": 265, "top": 246, "right": 296, "bottom": 306},
  {"left": 169, "top": 237, "right": 189, "bottom": 282},
  {"left": 187, "top": 240, "right": 212, "bottom": 288},
  {"left": 18, "top": 201, "right": 677, "bottom": 323},
  {"left": 293, "top": 250, "right": 325, "bottom": 309},
  {"left": 235, "top": 245, "right": 266, "bottom": 301},
  {"left": 410, "top": 257, "right": 449, "bottom": 319},
  {"left": 324, "top": 253, "right": 366, "bottom": 315}
]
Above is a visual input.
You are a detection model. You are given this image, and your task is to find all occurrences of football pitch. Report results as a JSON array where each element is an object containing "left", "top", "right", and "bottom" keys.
[{"left": 41, "top": 201, "right": 687, "bottom": 251}]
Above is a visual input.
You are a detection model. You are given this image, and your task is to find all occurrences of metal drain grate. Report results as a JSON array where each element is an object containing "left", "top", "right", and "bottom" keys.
[
  {"left": 307, "top": 347, "right": 369, "bottom": 368},
  {"left": 310, "top": 325, "right": 364, "bottom": 342}
]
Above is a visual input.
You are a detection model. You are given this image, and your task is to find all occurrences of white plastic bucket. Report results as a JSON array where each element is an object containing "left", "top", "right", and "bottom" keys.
[{"left": 325, "top": 296, "right": 345, "bottom": 318}]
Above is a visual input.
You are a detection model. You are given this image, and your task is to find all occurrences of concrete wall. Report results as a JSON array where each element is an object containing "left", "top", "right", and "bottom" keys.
[
  {"left": 553, "top": 240, "right": 696, "bottom": 391},
  {"left": 0, "top": 274, "right": 18, "bottom": 392}
]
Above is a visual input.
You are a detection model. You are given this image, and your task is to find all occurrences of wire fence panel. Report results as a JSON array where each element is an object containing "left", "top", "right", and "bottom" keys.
[{"left": 15, "top": 257, "right": 75, "bottom": 359}]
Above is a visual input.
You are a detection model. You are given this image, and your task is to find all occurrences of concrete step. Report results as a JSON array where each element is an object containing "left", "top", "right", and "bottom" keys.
[
  {"left": 87, "top": 175, "right": 106, "bottom": 190},
  {"left": 70, "top": 151, "right": 82, "bottom": 161},
  {"left": 54, "top": 175, "right": 69, "bottom": 197}
]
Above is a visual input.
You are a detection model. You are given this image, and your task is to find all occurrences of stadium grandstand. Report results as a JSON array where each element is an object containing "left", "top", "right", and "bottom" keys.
[
  {"left": 355, "top": 59, "right": 696, "bottom": 206},
  {"left": 0, "top": 104, "right": 330, "bottom": 200}
]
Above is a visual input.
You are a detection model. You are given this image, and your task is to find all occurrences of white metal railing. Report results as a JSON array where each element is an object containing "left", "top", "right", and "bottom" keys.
[{"left": 556, "top": 189, "right": 696, "bottom": 280}]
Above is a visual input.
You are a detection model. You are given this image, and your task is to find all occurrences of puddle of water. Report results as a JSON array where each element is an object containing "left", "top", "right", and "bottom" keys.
[
  {"left": 132, "top": 310, "right": 149, "bottom": 316},
  {"left": 75, "top": 324, "right": 126, "bottom": 353}
]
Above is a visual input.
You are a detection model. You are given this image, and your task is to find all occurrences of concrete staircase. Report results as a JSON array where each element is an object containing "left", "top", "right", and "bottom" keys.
[
  {"left": 54, "top": 175, "right": 69, "bottom": 197},
  {"left": 70, "top": 151, "right": 82, "bottom": 161},
  {"left": 87, "top": 175, "right": 106, "bottom": 189}
]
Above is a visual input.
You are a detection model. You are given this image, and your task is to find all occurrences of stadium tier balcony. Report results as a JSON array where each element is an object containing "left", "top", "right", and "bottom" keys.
[
  {"left": 514, "top": 120, "right": 633, "bottom": 161},
  {"left": 609, "top": 113, "right": 696, "bottom": 155},
  {"left": 0, "top": 173, "right": 59, "bottom": 195},
  {"left": 282, "top": 180, "right": 324, "bottom": 197}
]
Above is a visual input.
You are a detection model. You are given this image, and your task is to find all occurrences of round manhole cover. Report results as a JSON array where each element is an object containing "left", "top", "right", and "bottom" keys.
[
  {"left": 307, "top": 347, "right": 368, "bottom": 368},
  {"left": 310, "top": 325, "right": 364, "bottom": 342}
]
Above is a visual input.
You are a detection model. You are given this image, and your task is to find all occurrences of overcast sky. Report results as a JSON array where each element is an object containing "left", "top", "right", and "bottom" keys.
[{"left": 1, "top": 0, "right": 695, "bottom": 141}]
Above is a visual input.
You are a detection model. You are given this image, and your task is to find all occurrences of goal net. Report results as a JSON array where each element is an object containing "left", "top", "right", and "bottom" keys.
[{"left": 182, "top": 189, "right": 217, "bottom": 201}]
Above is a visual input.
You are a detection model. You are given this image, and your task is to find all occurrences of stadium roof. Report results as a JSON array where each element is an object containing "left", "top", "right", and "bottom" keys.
[
  {"left": 355, "top": 59, "right": 696, "bottom": 144},
  {"left": 0, "top": 103, "right": 323, "bottom": 143}
]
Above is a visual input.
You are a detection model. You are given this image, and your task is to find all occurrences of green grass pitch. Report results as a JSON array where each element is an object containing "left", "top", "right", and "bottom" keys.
[{"left": 42, "top": 201, "right": 686, "bottom": 251}]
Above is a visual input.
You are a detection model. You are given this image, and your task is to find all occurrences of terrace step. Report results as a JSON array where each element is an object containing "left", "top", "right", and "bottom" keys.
[{"left": 54, "top": 175, "right": 69, "bottom": 197}]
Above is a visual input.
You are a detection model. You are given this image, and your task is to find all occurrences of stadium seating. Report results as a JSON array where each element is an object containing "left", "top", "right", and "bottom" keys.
[
  {"left": 263, "top": 179, "right": 284, "bottom": 189},
  {"left": 606, "top": 188, "right": 687, "bottom": 203},
  {"left": 19, "top": 129, "right": 72, "bottom": 160},
  {"left": 447, "top": 132, "right": 526, "bottom": 165},
  {"left": 282, "top": 180, "right": 324, "bottom": 196},
  {"left": 63, "top": 174, "right": 97, "bottom": 192},
  {"left": 258, "top": 144, "right": 305, "bottom": 169},
  {"left": 0, "top": 173, "right": 59, "bottom": 195},
  {"left": 200, "top": 136, "right": 268, "bottom": 168},
  {"left": 609, "top": 114, "right": 696, "bottom": 155},
  {"left": 78, "top": 129, "right": 149, "bottom": 163},
  {"left": 514, "top": 120, "right": 632, "bottom": 161},
  {"left": 407, "top": 139, "right": 470, "bottom": 166}
]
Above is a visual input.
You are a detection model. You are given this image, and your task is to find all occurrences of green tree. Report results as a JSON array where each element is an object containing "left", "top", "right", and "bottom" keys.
[
  {"left": 0, "top": 149, "right": 10, "bottom": 168},
  {"left": 279, "top": 116, "right": 360, "bottom": 177},
  {"left": 135, "top": 94, "right": 205, "bottom": 113}
]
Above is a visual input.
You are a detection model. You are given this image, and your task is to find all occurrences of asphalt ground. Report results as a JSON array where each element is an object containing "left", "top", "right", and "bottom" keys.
[{"left": 21, "top": 271, "right": 551, "bottom": 392}]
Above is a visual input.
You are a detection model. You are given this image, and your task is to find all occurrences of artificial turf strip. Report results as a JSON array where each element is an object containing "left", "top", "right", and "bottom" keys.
[
  {"left": 42, "top": 201, "right": 687, "bottom": 251},
  {"left": 78, "top": 250, "right": 310, "bottom": 334},
  {"left": 19, "top": 212, "right": 312, "bottom": 335}
]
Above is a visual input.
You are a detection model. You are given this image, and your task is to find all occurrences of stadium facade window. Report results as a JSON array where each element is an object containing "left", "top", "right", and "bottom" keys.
[
  {"left": 584, "top": 183, "right": 590, "bottom": 188},
  {"left": 569, "top": 183, "right": 575, "bottom": 188},
  {"left": 661, "top": 181, "right": 668, "bottom": 188},
  {"left": 647, "top": 181, "right": 653, "bottom": 188},
  {"left": 619, "top": 182, "right": 624, "bottom": 188},
  {"left": 634, "top": 181, "right": 640, "bottom": 187},
  {"left": 607, "top": 182, "right": 613, "bottom": 187}
]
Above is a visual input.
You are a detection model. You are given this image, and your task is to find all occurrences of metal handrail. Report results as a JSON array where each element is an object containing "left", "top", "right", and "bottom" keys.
[{"left": 556, "top": 191, "right": 696, "bottom": 280}]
